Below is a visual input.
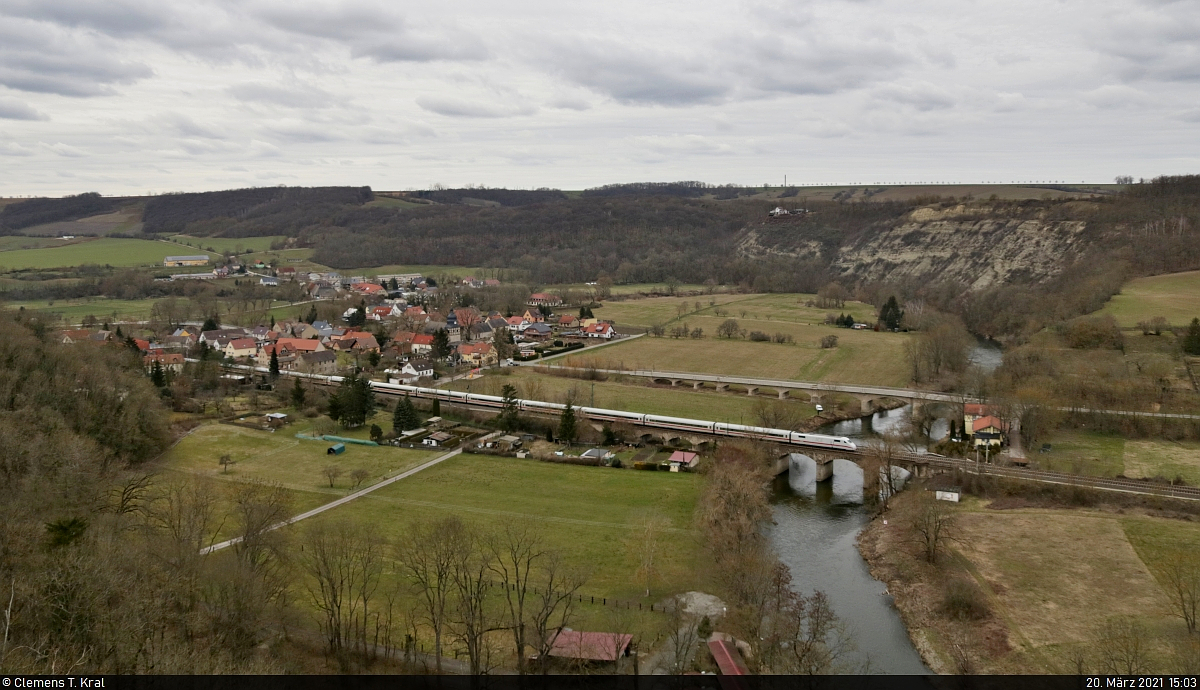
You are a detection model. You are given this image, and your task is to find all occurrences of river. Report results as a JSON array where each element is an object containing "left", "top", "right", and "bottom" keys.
[{"left": 761, "top": 338, "right": 1002, "bottom": 673}]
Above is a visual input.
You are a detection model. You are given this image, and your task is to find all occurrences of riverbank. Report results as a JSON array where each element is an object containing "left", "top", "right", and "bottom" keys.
[{"left": 858, "top": 483, "right": 1200, "bottom": 674}]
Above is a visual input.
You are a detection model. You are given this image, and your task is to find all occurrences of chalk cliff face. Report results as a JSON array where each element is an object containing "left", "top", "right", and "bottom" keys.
[{"left": 737, "top": 205, "right": 1090, "bottom": 288}]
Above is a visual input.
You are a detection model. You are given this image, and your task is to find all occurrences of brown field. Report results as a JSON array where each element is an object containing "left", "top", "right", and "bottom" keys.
[{"left": 864, "top": 491, "right": 1200, "bottom": 674}]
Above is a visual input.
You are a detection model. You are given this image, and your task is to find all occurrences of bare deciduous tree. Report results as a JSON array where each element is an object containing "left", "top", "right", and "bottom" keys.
[
  {"left": 349, "top": 469, "right": 370, "bottom": 490},
  {"left": 396, "top": 517, "right": 466, "bottom": 673},
  {"left": 528, "top": 551, "right": 587, "bottom": 674},
  {"left": 628, "top": 511, "right": 670, "bottom": 598},
  {"left": 1097, "top": 616, "right": 1150, "bottom": 675},
  {"left": 1161, "top": 549, "right": 1200, "bottom": 635},
  {"left": 299, "top": 521, "right": 385, "bottom": 663},
  {"left": 321, "top": 466, "right": 343, "bottom": 488},
  {"left": 907, "top": 490, "right": 958, "bottom": 564}
]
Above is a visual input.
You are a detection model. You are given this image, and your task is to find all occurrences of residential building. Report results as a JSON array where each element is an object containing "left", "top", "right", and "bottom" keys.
[
  {"left": 143, "top": 352, "right": 185, "bottom": 373},
  {"left": 411, "top": 333, "right": 434, "bottom": 354},
  {"left": 401, "top": 359, "right": 434, "bottom": 379},
  {"left": 297, "top": 350, "right": 338, "bottom": 375},
  {"left": 224, "top": 338, "right": 258, "bottom": 359},
  {"left": 527, "top": 292, "right": 563, "bottom": 307},
  {"left": 583, "top": 322, "right": 615, "bottom": 339},
  {"left": 457, "top": 341, "right": 497, "bottom": 367}
]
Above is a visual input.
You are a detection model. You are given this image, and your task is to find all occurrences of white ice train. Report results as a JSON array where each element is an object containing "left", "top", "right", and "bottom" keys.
[{"left": 255, "top": 368, "right": 857, "bottom": 452}]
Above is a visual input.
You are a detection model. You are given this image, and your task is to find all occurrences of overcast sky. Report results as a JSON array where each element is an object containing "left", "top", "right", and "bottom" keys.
[{"left": 0, "top": 0, "right": 1198, "bottom": 196}]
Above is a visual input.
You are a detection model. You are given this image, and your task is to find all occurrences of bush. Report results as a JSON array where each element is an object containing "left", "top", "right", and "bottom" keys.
[
  {"left": 749, "top": 331, "right": 770, "bottom": 342},
  {"left": 820, "top": 335, "right": 839, "bottom": 349},
  {"left": 1063, "top": 315, "right": 1124, "bottom": 350},
  {"left": 941, "top": 578, "right": 990, "bottom": 621}
]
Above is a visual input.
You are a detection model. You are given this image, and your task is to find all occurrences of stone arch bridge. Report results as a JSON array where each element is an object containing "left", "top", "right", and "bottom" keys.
[{"left": 536, "top": 365, "right": 969, "bottom": 416}]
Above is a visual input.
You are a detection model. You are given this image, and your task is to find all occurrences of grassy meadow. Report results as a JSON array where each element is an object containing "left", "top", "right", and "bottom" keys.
[
  {"left": 1032, "top": 429, "right": 1200, "bottom": 486},
  {"left": 444, "top": 368, "right": 819, "bottom": 424},
  {"left": 169, "top": 235, "right": 286, "bottom": 254},
  {"left": 1100, "top": 270, "right": 1200, "bottom": 328},
  {"left": 299, "top": 452, "right": 705, "bottom": 603},
  {"left": 0, "top": 238, "right": 215, "bottom": 270},
  {"left": 575, "top": 292, "right": 912, "bottom": 387},
  {"left": 159, "top": 421, "right": 443, "bottom": 523},
  {"left": 569, "top": 330, "right": 912, "bottom": 387}
]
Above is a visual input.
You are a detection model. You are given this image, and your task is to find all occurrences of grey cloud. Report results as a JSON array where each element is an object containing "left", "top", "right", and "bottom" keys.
[
  {"left": 0, "top": 0, "right": 169, "bottom": 37},
  {"left": 1093, "top": 2, "right": 1200, "bottom": 83},
  {"left": 152, "top": 113, "right": 226, "bottom": 139},
  {"left": 355, "top": 35, "right": 489, "bottom": 63},
  {"left": 0, "top": 97, "right": 48, "bottom": 120},
  {"left": 42, "top": 142, "right": 86, "bottom": 157},
  {"left": 0, "top": 20, "right": 152, "bottom": 96},
  {"left": 0, "top": 141, "right": 35, "bottom": 156},
  {"left": 873, "top": 82, "right": 956, "bottom": 111},
  {"left": 416, "top": 96, "right": 536, "bottom": 118},
  {"left": 227, "top": 82, "right": 334, "bottom": 108}
]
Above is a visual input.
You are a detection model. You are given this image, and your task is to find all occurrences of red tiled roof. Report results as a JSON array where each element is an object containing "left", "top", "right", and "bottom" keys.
[
  {"left": 412, "top": 334, "right": 434, "bottom": 346},
  {"left": 274, "top": 338, "right": 322, "bottom": 352},
  {"left": 227, "top": 338, "right": 256, "bottom": 350},
  {"left": 972, "top": 415, "right": 1004, "bottom": 433}
]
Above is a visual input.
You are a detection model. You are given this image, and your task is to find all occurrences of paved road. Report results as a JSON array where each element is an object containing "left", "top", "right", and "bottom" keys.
[{"left": 201, "top": 448, "right": 461, "bottom": 554}]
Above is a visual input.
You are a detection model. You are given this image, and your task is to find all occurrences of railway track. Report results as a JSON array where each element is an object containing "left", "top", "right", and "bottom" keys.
[{"left": 223, "top": 363, "right": 1200, "bottom": 503}]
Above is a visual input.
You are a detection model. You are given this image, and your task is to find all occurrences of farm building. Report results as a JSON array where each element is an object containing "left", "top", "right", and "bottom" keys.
[
  {"left": 547, "top": 629, "right": 632, "bottom": 664},
  {"left": 164, "top": 255, "right": 210, "bottom": 267}
]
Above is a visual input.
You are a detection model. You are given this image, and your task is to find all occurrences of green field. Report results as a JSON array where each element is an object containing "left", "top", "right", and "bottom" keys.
[
  {"left": 160, "top": 421, "right": 441, "bottom": 518},
  {"left": 595, "top": 292, "right": 879, "bottom": 329},
  {"left": 0, "top": 238, "right": 216, "bottom": 270},
  {"left": 7, "top": 295, "right": 304, "bottom": 325},
  {"left": 1100, "top": 270, "right": 1200, "bottom": 328},
  {"left": 0, "top": 236, "right": 79, "bottom": 252},
  {"left": 445, "top": 368, "right": 819, "bottom": 424},
  {"left": 570, "top": 329, "right": 912, "bottom": 388},
  {"left": 169, "top": 235, "right": 286, "bottom": 254},
  {"left": 1032, "top": 430, "right": 1200, "bottom": 484},
  {"left": 300, "top": 452, "right": 705, "bottom": 602}
]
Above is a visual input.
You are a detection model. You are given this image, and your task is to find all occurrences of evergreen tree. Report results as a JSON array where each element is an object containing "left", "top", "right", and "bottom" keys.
[
  {"left": 347, "top": 300, "right": 367, "bottom": 328},
  {"left": 305, "top": 305, "right": 318, "bottom": 324},
  {"left": 331, "top": 370, "right": 375, "bottom": 428},
  {"left": 558, "top": 400, "right": 577, "bottom": 445},
  {"left": 432, "top": 329, "right": 452, "bottom": 358},
  {"left": 1185, "top": 318, "right": 1200, "bottom": 355},
  {"left": 393, "top": 395, "right": 420, "bottom": 432},
  {"left": 270, "top": 314, "right": 275, "bottom": 330},
  {"left": 150, "top": 360, "right": 165, "bottom": 388},
  {"left": 202, "top": 316, "right": 219, "bottom": 332},
  {"left": 499, "top": 384, "right": 520, "bottom": 432},
  {"left": 431, "top": 398, "right": 440, "bottom": 416},
  {"left": 291, "top": 377, "right": 306, "bottom": 408},
  {"left": 269, "top": 349, "right": 280, "bottom": 378},
  {"left": 389, "top": 277, "right": 399, "bottom": 290},
  {"left": 115, "top": 325, "right": 124, "bottom": 338},
  {"left": 880, "top": 296, "right": 904, "bottom": 330}
]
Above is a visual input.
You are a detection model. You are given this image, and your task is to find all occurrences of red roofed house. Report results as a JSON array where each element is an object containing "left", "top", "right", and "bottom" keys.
[
  {"left": 224, "top": 338, "right": 258, "bottom": 359},
  {"left": 558, "top": 314, "right": 579, "bottom": 329},
  {"left": 144, "top": 352, "right": 185, "bottom": 373},
  {"left": 971, "top": 416, "right": 1006, "bottom": 448},
  {"left": 411, "top": 333, "right": 435, "bottom": 354},
  {"left": 583, "top": 322, "right": 615, "bottom": 339},
  {"left": 522, "top": 308, "right": 545, "bottom": 323},
  {"left": 667, "top": 450, "right": 699, "bottom": 470},
  {"left": 132, "top": 338, "right": 151, "bottom": 352},
  {"left": 527, "top": 292, "right": 562, "bottom": 307},
  {"left": 457, "top": 341, "right": 497, "bottom": 367},
  {"left": 547, "top": 629, "right": 632, "bottom": 664},
  {"left": 258, "top": 338, "right": 323, "bottom": 369},
  {"left": 351, "top": 282, "right": 385, "bottom": 295}
]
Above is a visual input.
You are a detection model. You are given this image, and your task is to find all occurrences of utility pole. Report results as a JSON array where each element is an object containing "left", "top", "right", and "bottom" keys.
[{"left": 591, "top": 382, "right": 595, "bottom": 408}]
